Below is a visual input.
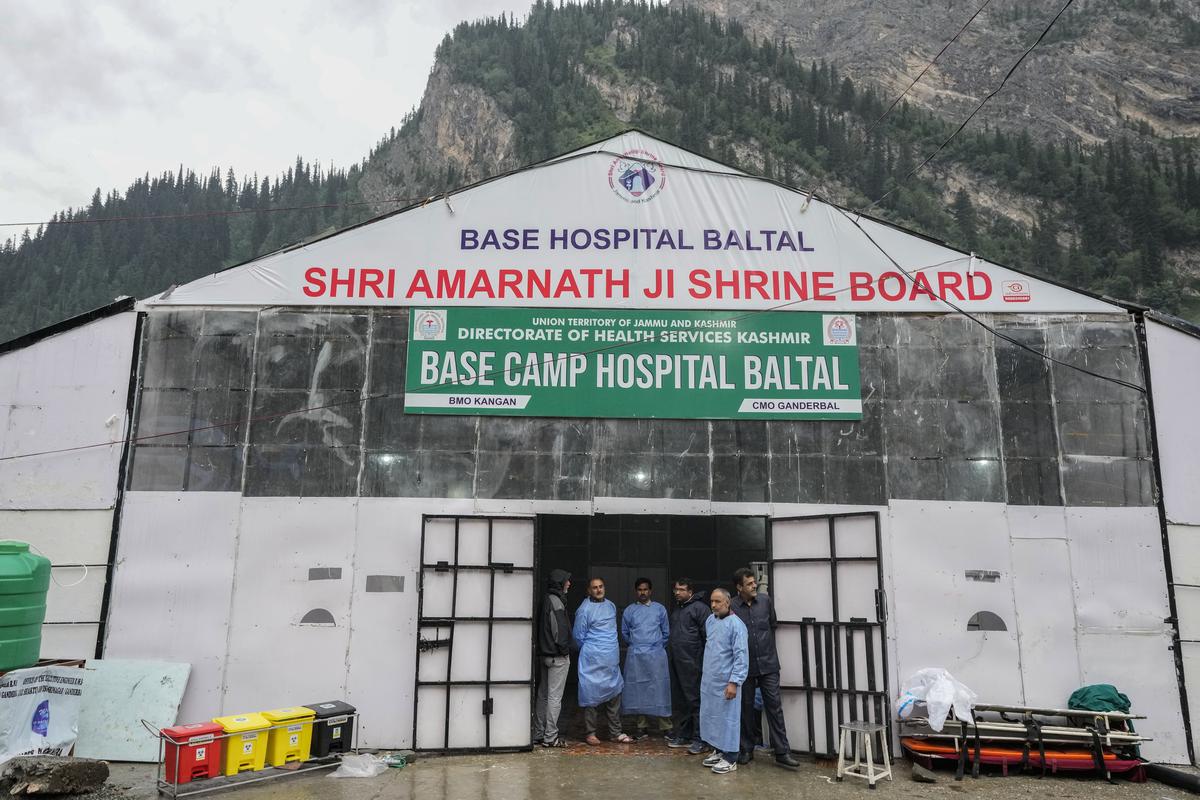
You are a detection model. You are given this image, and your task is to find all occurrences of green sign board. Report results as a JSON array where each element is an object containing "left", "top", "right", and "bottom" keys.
[{"left": 404, "top": 308, "right": 861, "bottom": 419}]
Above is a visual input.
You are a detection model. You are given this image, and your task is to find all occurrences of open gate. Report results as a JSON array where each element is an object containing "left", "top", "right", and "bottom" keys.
[
  {"left": 413, "top": 515, "right": 535, "bottom": 751},
  {"left": 769, "top": 512, "right": 890, "bottom": 757}
]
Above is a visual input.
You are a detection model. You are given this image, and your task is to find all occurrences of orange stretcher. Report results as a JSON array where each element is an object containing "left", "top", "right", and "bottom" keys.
[{"left": 901, "top": 737, "right": 1146, "bottom": 781}]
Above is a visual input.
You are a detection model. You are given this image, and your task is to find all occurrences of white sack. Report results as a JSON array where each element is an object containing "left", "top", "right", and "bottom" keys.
[{"left": 895, "top": 667, "right": 977, "bottom": 732}]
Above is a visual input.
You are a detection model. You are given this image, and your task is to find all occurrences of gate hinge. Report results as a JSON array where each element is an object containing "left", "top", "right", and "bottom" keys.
[{"left": 482, "top": 698, "right": 494, "bottom": 715}]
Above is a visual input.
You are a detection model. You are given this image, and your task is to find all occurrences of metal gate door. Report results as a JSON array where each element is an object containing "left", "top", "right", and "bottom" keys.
[
  {"left": 769, "top": 512, "right": 889, "bottom": 757},
  {"left": 413, "top": 515, "right": 535, "bottom": 751}
]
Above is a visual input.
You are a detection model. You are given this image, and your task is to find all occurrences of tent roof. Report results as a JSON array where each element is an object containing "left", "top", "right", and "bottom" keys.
[{"left": 140, "top": 129, "right": 1125, "bottom": 315}]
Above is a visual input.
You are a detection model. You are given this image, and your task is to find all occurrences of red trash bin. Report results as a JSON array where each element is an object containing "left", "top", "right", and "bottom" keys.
[{"left": 162, "top": 722, "right": 224, "bottom": 785}]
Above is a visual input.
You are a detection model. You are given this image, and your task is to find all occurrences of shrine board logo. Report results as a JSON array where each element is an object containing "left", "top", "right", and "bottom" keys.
[
  {"left": 1002, "top": 280, "right": 1032, "bottom": 303},
  {"left": 414, "top": 310, "right": 447, "bottom": 340},
  {"left": 822, "top": 314, "right": 856, "bottom": 346},
  {"left": 608, "top": 149, "right": 666, "bottom": 203}
]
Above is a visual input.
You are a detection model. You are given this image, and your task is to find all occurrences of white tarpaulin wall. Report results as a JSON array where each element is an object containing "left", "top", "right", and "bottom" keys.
[
  {"left": 888, "top": 500, "right": 1186, "bottom": 762},
  {"left": 0, "top": 310, "right": 137, "bottom": 658},
  {"left": 1147, "top": 318, "right": 1200, "bottom": 758},
  {"left": 105, "top": 492, "right": 1190, "bottom": 761},
  {"left": 150, "top": 131, "right": 1120, "bottom": 315}
]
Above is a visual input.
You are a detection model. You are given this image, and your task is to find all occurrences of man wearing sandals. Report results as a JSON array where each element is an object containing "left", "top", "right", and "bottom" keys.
[
  {"left": 534, "top": 569, "right": 572, "bottom": 748},
  {"left": 574, "top": 577, "right": 633, "bottom": 745}
]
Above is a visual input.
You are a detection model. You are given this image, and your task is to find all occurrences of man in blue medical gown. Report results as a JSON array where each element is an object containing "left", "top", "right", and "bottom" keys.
[
  {"left": 699, "top": 587, "right": 748, "bottom": 774},
  {"left": 574, "top": 577, "right": 633, "bottom": 745},
  {"left": 621, "top": 577, "right": 673, "bottom": 739}
]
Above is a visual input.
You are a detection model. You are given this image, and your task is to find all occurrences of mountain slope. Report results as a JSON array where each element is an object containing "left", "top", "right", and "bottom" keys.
[
  {"left": 677, "top": 0, "right": 1200, "bottom": 143},
  {"left": 1, "top": 0, "right": 1197, "bottom": 343}
]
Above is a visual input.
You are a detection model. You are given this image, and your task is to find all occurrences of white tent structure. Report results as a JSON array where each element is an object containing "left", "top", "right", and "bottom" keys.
[{"left": 2, "top": 131, "right": 1197, "bottom": 762}]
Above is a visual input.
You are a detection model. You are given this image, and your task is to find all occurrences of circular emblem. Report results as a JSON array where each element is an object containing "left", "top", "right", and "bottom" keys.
[
  {"left": 417, "top": 312, "right": 444, "bottom": 339},
  {"left": 1007, "top": 281, "right": 1025, "bottom": 293},
  {"left": 608, "top": 149, "right": 666, "bottom": 203},
  {"left": 827, "top": 316, "right": 852, "bottom": 343}
]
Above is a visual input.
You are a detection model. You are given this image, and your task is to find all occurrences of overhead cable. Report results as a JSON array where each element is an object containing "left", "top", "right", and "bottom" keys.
[
  {"left": 833, "top": 203, "right": 1146, "bottom": 393},
  {"left": 863, "top": 0, "right": 993, "bottom": 137},
  {"left": 865, "top": 0, "right": 1076, "bottom": 211}
]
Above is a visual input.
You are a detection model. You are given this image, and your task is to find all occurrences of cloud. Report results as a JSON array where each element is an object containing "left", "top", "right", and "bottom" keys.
[{"left": 0, "top": 0, "right": 541, "bottom": 231}]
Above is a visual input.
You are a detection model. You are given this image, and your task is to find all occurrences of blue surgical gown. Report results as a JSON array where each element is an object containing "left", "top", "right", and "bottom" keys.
[
  {"left": 699, "top": 612, "right": 748, "bottom": 753},
  {"left": 621, "top": 601, "right": 672, "bottom": 717},
  {"left": 573, "top": 598, "right": 624, "bottom": 708}
]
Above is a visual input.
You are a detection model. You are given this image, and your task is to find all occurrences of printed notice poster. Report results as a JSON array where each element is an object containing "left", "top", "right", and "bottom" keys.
[{"left": 0, "top": 666, "right": 86, "bottom": 765}]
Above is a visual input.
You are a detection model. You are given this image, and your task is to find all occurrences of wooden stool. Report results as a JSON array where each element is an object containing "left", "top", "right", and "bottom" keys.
[{"left": 836, "top": 721, "right": 893, "bottom": 789}]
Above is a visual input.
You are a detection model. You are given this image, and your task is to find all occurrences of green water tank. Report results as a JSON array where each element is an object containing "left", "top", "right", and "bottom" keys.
[{"left": 0, "top": 541, "right": 51, "bottom": 672}]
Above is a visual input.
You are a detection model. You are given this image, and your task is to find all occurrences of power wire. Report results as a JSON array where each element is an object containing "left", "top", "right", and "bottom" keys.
[
  {"left": 865, "top": 0, "right": 1076, "bottom": 211},
  {"left": 863, "top": 0, "right": 993, "bottom": 137},
  {"left": 0, "top": 196, "right": 430, "bottom": 230},
  {"left": 834, "top": 204, "right": 1145, "bottom": 393}
]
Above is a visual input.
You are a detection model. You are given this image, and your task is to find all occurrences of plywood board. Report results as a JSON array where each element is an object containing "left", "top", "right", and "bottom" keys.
[
  {"left": 0, "top": 509, "right": 113, "bottom": 563},
  {"left": 1079, "top": 631, "right": 1188, "bottom": 763},
  {"left": 40, "top": 623, "right": 99, "bottom": 660},
  {"left": 346, "top": 500, "right": 423, "bottom": 749},
  {"left": 1009, "top": 538, "right": 1081, "bottom": 707},
  {"left": 104, "top": 492, "right": 241, "bottom": 722},
  {"left": 222, "top": 498, "right": 356, "bottom": 713},
  {"left": 1146, "top": 321, "right": 1200, "bottom": 525},
  {"left": 1168, "top": 524, "right": 1200, "bottom": 585},
  {"left": 74, "top": 659, "right": 191, "bottom": 762},
  {"left": 1066, "top": 507, "right": 1170, "bottom": 632},
  {"left": 888, "top": 501, "right": 1023, "bottom": 701},
  {"left": 1005, "top": 505, "right": 1067, "bottom": 540},
  {"left": 0, "top": 313, "right": 136, "bottom": 510}
]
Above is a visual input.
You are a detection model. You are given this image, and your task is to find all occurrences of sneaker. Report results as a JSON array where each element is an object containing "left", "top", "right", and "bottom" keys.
[
  {"left": 634, "top": 732, "right": 649, "bottom": 741},
  {"left": 702, "top": 751, "right": 722, "bottom": 767},
  {"left": 667, "top": 737, "right": 691, "bottom": 749},
  {"left": 687, "top": 741, "right": 707, "bottom": 755},
  {"left": 711, "top": 758, "right": 738, "bottom": 774}
]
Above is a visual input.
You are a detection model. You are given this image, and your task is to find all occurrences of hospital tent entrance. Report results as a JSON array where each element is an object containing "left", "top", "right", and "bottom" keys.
[
  {"left": 411, "top": 512, "right": 888, "bottom": 754},
  {"left": 536, "top": 514, "right": 769, "bottom": 740}
]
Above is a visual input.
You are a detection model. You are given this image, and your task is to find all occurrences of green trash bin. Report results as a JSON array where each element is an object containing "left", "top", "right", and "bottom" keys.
[{"left": 0, "top": 541, "right": 51, "bottom": 672}]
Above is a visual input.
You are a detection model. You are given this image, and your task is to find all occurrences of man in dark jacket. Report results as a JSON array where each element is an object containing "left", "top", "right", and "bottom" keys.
[
  {"left": 666, "top": 577, "right": 711, "bottom": 754},
  {"left": 533, "top": 569, "right": 572, "bottom": 747},
  {"left": 732, "top": 567, "right": 800, "bottom": 769}
]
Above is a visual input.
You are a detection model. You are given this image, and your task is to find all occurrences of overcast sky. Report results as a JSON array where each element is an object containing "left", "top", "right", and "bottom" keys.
[{"left": 0, "top": 0, "right": 536, "bottom": 237}]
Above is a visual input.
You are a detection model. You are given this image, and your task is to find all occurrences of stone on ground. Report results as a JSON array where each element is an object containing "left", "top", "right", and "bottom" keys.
[
  {"left": 0, "top": 756, "right": 110, "bottom": 795},
  {"left": 911, "top": 762, "right": 938, "bottom": 783}
]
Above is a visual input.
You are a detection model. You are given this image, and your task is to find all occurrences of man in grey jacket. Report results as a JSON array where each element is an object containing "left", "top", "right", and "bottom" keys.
[{"left": 533, "top": 569, "right": 572, "bottom": 747}]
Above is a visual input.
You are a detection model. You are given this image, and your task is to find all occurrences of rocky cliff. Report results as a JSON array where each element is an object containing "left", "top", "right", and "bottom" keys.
[{"left": 676, "top": 0, "right": 1200, "bottom": 143}]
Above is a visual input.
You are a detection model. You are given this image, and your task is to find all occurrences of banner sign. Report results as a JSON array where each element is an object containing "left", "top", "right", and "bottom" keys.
[
  {"left": 152, "top": 132, "right": 1121, "bottom": 314},
  {"left": 404, "top": 308, "right": 861, "bottom": 420},
  {"left": 0, "top": 666, "right": 86, "bottom": 765}
]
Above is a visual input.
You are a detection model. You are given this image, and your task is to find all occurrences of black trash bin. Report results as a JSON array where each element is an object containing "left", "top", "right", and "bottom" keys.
[{"left": 303, "top": 701, "right": 356, "bottom": 757}]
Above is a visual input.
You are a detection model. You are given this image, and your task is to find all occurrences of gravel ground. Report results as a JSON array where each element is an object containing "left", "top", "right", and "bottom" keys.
[{"left": 99, "top": 750, "right": 1200, "bottom": 800}]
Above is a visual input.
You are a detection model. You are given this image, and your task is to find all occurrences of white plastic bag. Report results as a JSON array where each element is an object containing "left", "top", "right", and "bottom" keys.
[
  {"left": 895, "top": 668, "right": 977, "bottom": 732},
  {"left": 329, "top": 753, "right": 389, "bottom": 778}
]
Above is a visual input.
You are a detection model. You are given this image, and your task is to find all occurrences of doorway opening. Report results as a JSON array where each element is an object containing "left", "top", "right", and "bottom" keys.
[{"left": 535, "top": 513, "right": 768, "bottom": 742}]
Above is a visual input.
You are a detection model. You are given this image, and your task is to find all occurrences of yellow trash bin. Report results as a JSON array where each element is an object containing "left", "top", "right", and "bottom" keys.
[
  {"left": 213, "top": 713, "right": 270, "bottom": 776},
  {"left": 261, "top": 707, "right": 315, "bottom": 766}
]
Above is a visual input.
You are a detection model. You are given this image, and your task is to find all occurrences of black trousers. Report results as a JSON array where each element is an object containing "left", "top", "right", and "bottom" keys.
[
  {"left": 669, "top": 657, "right": 702, "bottom": 742},
  {"left": 740, "top": 670, "right": 790, "bottom": 755}
]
